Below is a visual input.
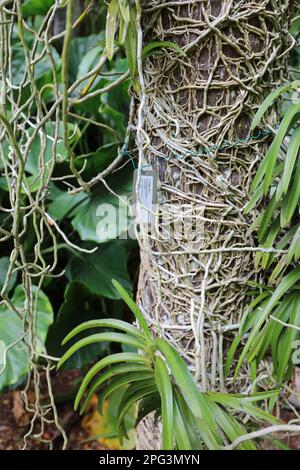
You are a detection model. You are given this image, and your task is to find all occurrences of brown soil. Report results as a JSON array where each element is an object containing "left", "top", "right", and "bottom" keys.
[{"left": 0, "top": 370, "right": 106, "bottom": 450}]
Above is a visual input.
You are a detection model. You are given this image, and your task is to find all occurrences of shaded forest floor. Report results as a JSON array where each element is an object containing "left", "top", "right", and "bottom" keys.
[
  {"left": 0, "top": 370, "right": 106, "bottom": 450},
  {"left": 0, "top": 370, "right": 300, "bottom": 450}
]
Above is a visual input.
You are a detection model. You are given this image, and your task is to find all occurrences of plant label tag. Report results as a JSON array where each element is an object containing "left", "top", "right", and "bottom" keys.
[{"left": 132, "top": 169, "right": 157, "bottom": 225}]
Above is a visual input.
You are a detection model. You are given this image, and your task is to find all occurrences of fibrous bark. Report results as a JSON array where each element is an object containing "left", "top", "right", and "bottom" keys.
[{"left": 135, "top": 0, "right": 294, "bottom": 449}]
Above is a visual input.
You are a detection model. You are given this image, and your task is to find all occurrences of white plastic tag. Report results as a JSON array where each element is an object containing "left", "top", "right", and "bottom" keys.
[{"left": 133, "top": 169, "right": 157, "bottom": 225}]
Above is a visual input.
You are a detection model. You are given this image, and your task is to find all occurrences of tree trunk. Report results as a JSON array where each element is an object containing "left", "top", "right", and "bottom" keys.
[{"left": 135, "top": 0, "right": 293, "bottom": 450}]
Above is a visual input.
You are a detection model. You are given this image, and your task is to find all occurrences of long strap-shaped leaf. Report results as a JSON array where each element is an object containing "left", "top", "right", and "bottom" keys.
[
  {"left": 118, "top": 381, "right": 158, "bottom": 440},
  {"left": 173, "top": 396, "right": 193, "bottom": 450},
  {"left": 77, "top": 361, "right": 152, "bottom": 412},
  {"left": 263, "top": 104, "right": 300, "bottom": 195},
  {"left": 154, "top": 338, "right": 204, "bottom": 419},
  {"left": 281, "top": 155, "right": 300, "bottom": 228},
  {"left": 276, "top": 126, "right": 300, "bottom": 200},
  {"left": 61, "top": 318, "right": 146, "bottom": 345},
  {"left": 207, "top": 391, "right": 279, "bottom": 425},
  {"left": 154, "top": 356, "right": 174, "bottom": 450},
  {"left": 57, "top": 333, "right": 147, "bottom": 369},
  {"left": 112, "top": 279, "right": 151, "bottom": 338},
  {"left": 275, "top": 294, "right": 300, "bottom": 383},
  {"left": 234, "top": 266, "right": 300, "bottom": 379},
  {"left": 251, "top": 81, "right": 300, "bottom": 130},
  {"left": 106, "top": 0, "right": 119, "bottom": 60},
  {"left": 206, "top": 398, "right": 256, "bottom": 450}
]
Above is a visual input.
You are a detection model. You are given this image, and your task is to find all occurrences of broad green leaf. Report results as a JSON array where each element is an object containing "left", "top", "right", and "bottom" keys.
[
  {"left": 48, "top": 185, "right": 87, "bottom": 221},
  {"left": 0, "top": 285, "right": 53, "bottom": 391},
  {"left": 67, "top": 243, "right": 132, "bottom": 299},
  {"left": 154, "top": 357, "right": 174, "bottom": 450},
  {"left": 22, "top": 0, "right": 55, "bottom": 18},
  {"left": 75, "top": 143, "right": 120, "bottom": 182},
  {"left": 26, "top": 121, "right": 80, "bottom": 175},
  {"left": 70, "top": 167, "right": 132, "bottom": 243}
]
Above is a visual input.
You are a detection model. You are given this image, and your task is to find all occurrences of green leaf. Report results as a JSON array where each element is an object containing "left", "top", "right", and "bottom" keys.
[
  {"left": 154, "top": 338, "right": 204, "bottom": 420},
  {"left": 173, "top": 395, "right": 193, "bottom": 450},
  {"left": 275, "top": 294, "right": 300, "bottom": 383},
  {"left": 224, "top": 333, "right": 243, "bottom": 377},
  {"left": 257, "top": 194, "right": 279, "bottom": 243},
  {"left": 154, "top": 357, "right": 174, "bottom": 450},
  {"left": 173, "top": 388, "right": 203, "bottom": 450},
  {"left": 96, "top": 376, "right": 155, "bottom": 422},
  {"left": 75, "top": 143, "right": 120, "bottom": 181},
  {"left": 62, "top": 318, "right": 146, "bottom": 345},
  {"left": 57, "top": 332, "right": 147, "bottom": 369},
  {"left": 70, "top": 167, "right": 132, "bottom": 244},
  {"left": 22, "top": 0, "right": 55, "bottom": 17},
  {"left": 142, "top": 41, "right": 186, "bottom": 59},
  {"left": 263, "top": 104, "right": 300, "bottom": 195},
  {"left": 276, "top": 126, "right": 300, "bottom": 200},
  {"left": 0, "top": 285, "right": 53, "bottom": 391},
  {"left": 124, "top": 7, "right": 137, "bottom": 84},
  {"left": 72, "top": 351, "right": 150, "bottom": 409},
  {"left": 235, "top": 267, "right": 300, "bottom": 378},
  {"left": 281, "top": 155, "right": 300, "bottom": 227},
  {"left": 251, "top": 296, "right": 294, "bottom": 363},
  {"left": 118, "top": 381, "right": 157, "bottom": 440},
  {"left": 67, "top": 243, "right": 132, "bottom": 299},
  {"left": 26, "top": 121, "right": 80, "bottom": 175},
  {"left": 48, "top": 185, "right": 87, "bottom": 221},
  {"left": 259, "top": 218, "right": 281, "bottom": 270},
  {"left": 206, "top": 398, "right": 256, "bottom": 450},
  {"left": 137, "top": 394, "right": 161, "bottom": 426},
  {"left": 89, "top": 385, "right": 136, "bottom": 449},
  {"left": 118, "top": 0, "right": 130, "bottom": 24},
  {"left": 106, "top": 0, "right": 119, "bottom": 60},
  {"left": 207, "top": 391, "right": 279, "bottom": 425},
  {"left": 80, "top": 364, "right": 153, "bottom": 414},
  {"left": 112, "top": 280, "right": 151, "bottom": 338}
]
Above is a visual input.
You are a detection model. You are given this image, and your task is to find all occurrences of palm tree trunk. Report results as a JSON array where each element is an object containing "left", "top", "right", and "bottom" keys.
[{"left": 135, "top": 0, "right": 294, "bottom": 449}]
